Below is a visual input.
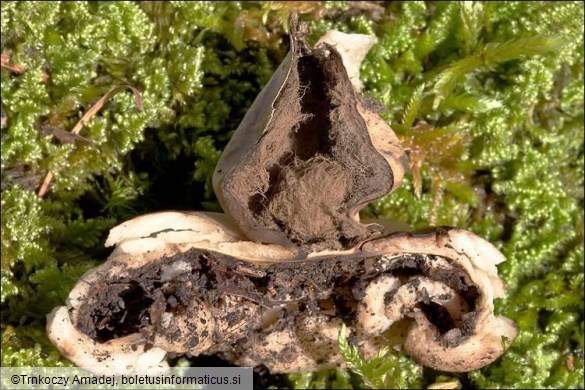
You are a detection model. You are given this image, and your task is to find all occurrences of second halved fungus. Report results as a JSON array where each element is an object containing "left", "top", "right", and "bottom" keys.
[
  {"left": 47, "top": 212, "right": 517, "bottom": 374},
  {"left": 47, "top": 15, "right": 517, "bottom": 376}
]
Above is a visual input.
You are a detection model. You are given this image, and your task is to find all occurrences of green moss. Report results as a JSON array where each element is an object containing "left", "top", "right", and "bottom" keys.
[
  {"left": 2, "top": 326, "right": 73, "bottom": 367},
  {"left": 336, "top": 324, "right": 422, "bottom": 389},
  {"left": 1, "top": 2, "right": 583, "bottom": 389}
]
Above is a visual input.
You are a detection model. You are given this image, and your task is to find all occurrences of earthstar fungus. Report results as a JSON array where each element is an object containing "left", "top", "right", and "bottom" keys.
[
  {"left": 47, "top": 16, "right": 517, "bottom": 375},
  {"left": 213, "top": 16, "right": 407, "bottom": 251}
]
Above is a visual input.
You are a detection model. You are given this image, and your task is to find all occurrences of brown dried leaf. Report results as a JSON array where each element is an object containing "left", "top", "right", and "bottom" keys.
[{"left": 408, "top": 146, "right": 425, "bottom": 198}]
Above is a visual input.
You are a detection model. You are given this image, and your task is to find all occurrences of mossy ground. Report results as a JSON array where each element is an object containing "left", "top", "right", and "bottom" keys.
[{"left": 1, "top": 2, "right": 583, "bottom": 389}]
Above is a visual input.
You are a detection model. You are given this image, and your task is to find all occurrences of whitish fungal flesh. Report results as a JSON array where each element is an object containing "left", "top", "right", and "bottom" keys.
[{"left": 47, "top": 15, "right": 516, "bottom": 375}]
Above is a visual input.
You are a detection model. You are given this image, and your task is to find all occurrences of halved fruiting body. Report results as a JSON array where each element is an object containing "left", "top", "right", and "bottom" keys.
[
  {"left": 47, "top": 212, "right": 517, "bottom": 374},
  {"left": 213, "top": 16, "right": 406, "bottom": 252},
  {"left": 47, "top": 17, "right": 516, "bottom": 376}
]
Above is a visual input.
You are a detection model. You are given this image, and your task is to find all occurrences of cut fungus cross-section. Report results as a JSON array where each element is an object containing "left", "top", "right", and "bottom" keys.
[
  {"left": 213, "top": 15, "right": 406, "bottom": 252},
  {"left": 47, "top": 15, "right": 517, "bottom": 377},
  {"left": 47, "top": 212, "right": 517, "bottom": 374}
]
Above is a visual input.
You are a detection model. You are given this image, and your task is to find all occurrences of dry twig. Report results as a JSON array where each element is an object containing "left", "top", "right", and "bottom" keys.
[{"left": 38, "top": 85, "right": 143, "bottom": 197}]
